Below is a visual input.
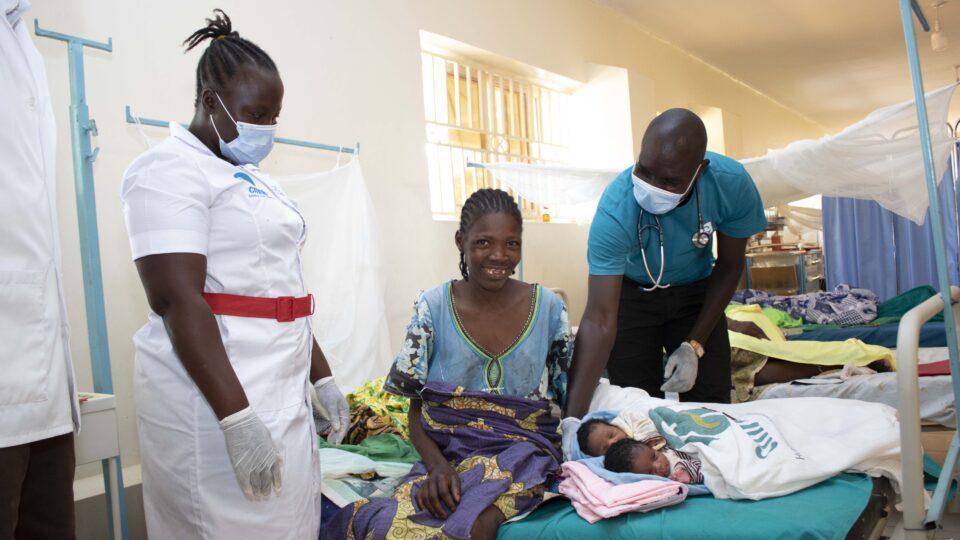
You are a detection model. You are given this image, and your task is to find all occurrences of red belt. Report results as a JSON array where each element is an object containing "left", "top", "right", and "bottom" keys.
[{"left": 202, "top": 292, "right": 314, "bottom": 322}]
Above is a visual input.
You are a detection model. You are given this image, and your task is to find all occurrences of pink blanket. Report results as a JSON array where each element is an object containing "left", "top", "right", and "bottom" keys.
[{"left": 558, "top": 461, "right": 688, "bottom": 523}]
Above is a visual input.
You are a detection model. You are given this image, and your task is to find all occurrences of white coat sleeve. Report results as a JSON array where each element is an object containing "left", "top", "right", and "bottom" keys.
[{"left": 121, "top": 156, "right": 212, "bottom": 259}]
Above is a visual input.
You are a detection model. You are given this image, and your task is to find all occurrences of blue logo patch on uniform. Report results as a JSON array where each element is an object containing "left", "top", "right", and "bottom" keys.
[
  {"left": 234, "top": 172, "right": 255, "bottom": 185},
  {"left": 247, "top": 186, "right": 268, "bottom": 198}
]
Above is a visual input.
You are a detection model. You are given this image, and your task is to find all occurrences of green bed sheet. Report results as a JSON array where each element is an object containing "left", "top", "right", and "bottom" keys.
[{"left": 497, "top": 473, "right": 873, "bottom": 540}]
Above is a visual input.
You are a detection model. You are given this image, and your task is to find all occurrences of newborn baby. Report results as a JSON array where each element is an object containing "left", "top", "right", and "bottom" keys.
[
  {"left": 578, "top": 413, "right": 703, "bottom": 484},
  {"left": 577, "top": 411, "right": 661, "bottom": 457},
  {"left": 603, "top": 439, "right": 703, "bottom": 484}
]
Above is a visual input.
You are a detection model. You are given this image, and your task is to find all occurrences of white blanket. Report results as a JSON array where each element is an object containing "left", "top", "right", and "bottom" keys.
[{"left": 589, "top": 380, "right": 903, "bottom": 500}]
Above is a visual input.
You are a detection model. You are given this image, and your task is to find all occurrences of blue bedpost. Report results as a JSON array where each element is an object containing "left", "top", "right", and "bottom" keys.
[
  {"left": 898, "top": 0, "right": 960, "bottom": 529},
  {"left": 33, "top": 20, "right": 130, "bottom": 540}
]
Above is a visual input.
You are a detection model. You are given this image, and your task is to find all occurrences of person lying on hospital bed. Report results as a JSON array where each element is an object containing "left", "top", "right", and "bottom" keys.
[
  {"left": 577, "top": 413, "right": 704, "bottom": 484},
  {"left": 725, "top": 307, "right": 892, "bottom": 402},
  {"left": 327, "top": 188, "right": 572, "bottom": 540}
]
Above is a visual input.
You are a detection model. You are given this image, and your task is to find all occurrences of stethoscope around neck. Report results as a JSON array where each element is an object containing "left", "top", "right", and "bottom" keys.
[{"left": 637, "top": 182, "right": 712, "bottom": 292}]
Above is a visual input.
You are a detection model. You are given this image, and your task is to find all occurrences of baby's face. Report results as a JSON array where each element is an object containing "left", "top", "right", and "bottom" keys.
[
  {"left": 587, "top": 423, "right": 628, "bottom": 456},
  {"left": 630, "top": 444, "right": 671, "bottom": 477}
]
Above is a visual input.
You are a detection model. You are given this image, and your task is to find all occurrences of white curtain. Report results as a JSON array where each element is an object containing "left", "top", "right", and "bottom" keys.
[
  {"left": 480, "top": 83, "right": 958, "bottom": 225},
  {"left": 277, "top": 159, "right": 392, "bottom": 391},
  {"left": 479, "top": 162, "right": 620, "bottom": 224},
  {"left": 743, "top": 83, "right": 958, "bottom": 224}
]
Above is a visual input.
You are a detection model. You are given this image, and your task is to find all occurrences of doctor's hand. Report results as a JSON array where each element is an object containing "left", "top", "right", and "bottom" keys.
[
  {"left": 660, "top": 342, "right": 700, "bottom": 394},
  {"left": 219, "top": 407, "right": 282, "bottom": 499},
  {"left": 312, "top": 376, "right": 350, "bottom": 444},
  {"left": 560, "top": 416, "right": 582, "bottom": 462}
]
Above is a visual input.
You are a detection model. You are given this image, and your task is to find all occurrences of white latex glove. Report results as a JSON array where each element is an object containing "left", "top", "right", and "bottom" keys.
[
  {"left": 560, "top": 416, "right": 582, "bottom": 462},
  {"left": 219, "top": 407, "right": 282, "bottom": 499},
  {"left": 312, "top": 376, "right": 350, "bottom": 444},
  {"left": 660, "top": 342, "right": 700, "bottom": 394}
]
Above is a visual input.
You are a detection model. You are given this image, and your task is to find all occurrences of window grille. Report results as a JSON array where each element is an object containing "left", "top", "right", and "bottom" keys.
[{"left": 421, "top": 51, "right": 572, "bottom": 221}]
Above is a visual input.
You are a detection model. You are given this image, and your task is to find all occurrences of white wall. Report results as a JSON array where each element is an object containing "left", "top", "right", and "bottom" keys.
[{"left": 27, "top": 0, "right": 824, "bottom": 472}]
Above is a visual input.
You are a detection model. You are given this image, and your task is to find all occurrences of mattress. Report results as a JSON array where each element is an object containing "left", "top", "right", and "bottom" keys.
[
  {"left": 497, "top": 474, "right": 888, "bottom": 540},
  {"left": 756, "top": 372, "right": 955, "bottom": 427},
  {"left": 788, "top": 322, "right": 946, "bottom": 348}
]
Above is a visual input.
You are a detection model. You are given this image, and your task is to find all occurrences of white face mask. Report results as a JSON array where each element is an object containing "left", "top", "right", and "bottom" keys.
[
  {"left": 631, "top": 162, "right": 704, "bottom": 215},
  {"left": 210, "top": 93, "right": 277, "bottom": 166}
]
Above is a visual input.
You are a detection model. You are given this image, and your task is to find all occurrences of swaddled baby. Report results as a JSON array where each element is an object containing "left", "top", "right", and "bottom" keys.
[{"left": 577, "top": 412, "right": 703, "bottom": 484}]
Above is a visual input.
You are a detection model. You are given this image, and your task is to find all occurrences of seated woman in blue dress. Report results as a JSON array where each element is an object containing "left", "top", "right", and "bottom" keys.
[{"left": 329, "top": 188, "right": 572, "bottom": 539}]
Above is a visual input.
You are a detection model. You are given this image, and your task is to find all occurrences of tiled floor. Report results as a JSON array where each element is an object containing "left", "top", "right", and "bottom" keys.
[{"left": 883, "top": 511, "right": 960, "bottom": 539}]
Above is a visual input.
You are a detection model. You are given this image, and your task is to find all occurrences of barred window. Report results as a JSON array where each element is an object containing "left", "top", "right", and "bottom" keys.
[{"left": 421, "top": 51, "right": 572, "bottom": 221}]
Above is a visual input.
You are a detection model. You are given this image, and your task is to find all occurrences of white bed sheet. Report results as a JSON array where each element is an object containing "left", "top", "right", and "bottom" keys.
[{"left": 756, "top": 347, "right": 955, "bottom": 427}]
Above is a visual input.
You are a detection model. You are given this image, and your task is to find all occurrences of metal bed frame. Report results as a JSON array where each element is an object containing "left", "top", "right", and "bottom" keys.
[{"left": 896, "top": 1, "right": 960, "bottom": 537}]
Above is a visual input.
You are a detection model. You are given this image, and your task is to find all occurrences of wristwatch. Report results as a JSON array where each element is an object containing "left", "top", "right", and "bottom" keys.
[{"left": 688, "top": 339, "right": 705, "bottom": 358}]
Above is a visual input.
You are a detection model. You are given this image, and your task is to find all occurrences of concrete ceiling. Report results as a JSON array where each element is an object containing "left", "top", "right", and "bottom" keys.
[{"left": 598, "top": 0, "right": 960, "bottom": 132}]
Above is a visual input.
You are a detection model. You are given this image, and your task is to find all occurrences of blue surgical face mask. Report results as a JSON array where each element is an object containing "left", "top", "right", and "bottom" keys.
[
  {"left": 210, "top": 93, "right": 276, "bottom": 166},
  {"left": 631, "top": 162, "right": 704, "bottom": 215}
]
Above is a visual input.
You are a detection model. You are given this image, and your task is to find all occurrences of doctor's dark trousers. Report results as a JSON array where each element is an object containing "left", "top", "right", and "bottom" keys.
[
  {"left": 0, "top": 433, "right": 76, "bottom": 540},
  {"left": 606, "top": 277, "right": 731, "bottom": 403}
]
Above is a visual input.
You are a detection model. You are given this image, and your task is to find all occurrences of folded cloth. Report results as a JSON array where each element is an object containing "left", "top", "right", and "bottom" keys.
[
  {"left": 878, "top": 285, "right": 942, "bottom": 321},
  {"left": 919, "top": 360, "right": 951, "bottom": 377},
  {"left": 610, "top": 410, "right": 661, "bottom": 446},
  {"left": 317, "top": 433, "right": 420, "bottom": 464},
  {"left": 762, "top": 307, "right": 803, "bottom": 328},
  {"left": 558, "top": 461, "right": 687, "bottom": 523},
  {"left": 579, "top": 455, "right": 712, "bottom": 496}
]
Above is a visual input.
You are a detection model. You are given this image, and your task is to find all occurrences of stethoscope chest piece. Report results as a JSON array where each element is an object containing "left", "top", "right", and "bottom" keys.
[{"left": 692, "top": 230, "right": 711, "bottom": 249}]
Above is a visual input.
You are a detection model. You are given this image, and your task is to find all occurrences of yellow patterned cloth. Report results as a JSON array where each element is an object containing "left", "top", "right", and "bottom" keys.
[{"left": 346, "top": 377, "right": 411, "bottom": 440}]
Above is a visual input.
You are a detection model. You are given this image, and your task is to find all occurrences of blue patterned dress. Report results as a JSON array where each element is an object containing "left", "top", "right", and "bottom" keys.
[{"left": 385, "top": 281, "right": 571, "bottom": 406}]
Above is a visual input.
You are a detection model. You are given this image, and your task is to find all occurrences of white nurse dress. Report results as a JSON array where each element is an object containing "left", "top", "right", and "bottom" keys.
[{"left": 120, "top": 122, "right": 320, "bottom": 539}]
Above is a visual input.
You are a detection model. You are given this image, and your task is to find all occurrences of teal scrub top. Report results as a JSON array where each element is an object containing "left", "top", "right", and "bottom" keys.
[{"left": 587, "top": 151, "right": 767, "bottom": 287}]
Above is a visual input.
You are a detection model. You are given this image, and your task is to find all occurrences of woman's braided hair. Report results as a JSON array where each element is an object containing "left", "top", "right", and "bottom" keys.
[{"left": 183, "top": 9, "right": 278, "bottom": 107}]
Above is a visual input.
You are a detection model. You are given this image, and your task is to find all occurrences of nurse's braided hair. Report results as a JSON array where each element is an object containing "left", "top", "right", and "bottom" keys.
[
  {"left": 457, "top": 188, "right": 523, "bottom": 281},
  {"left": 183, "top": 9, "right": 278, "bottom": 107}
]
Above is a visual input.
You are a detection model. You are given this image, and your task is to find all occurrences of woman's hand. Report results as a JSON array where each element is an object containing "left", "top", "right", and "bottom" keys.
[{"left": 416, "top": 462, "right": 461, "bottom": 519}]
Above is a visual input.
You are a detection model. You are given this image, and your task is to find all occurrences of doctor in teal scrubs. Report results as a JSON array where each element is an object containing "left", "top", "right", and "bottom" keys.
[{"left": 562, "top": 109, "right": 767, "bottom": 454}]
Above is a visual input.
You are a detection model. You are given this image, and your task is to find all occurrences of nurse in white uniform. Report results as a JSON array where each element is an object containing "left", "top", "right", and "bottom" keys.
[{"left": 120, "top": 11, "right": 350, "bottom": 539}]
